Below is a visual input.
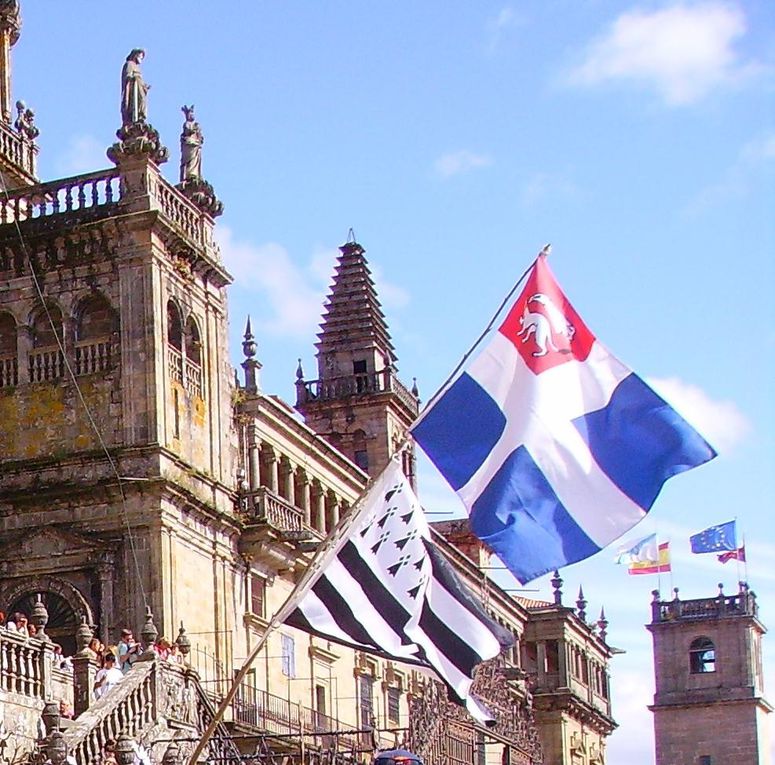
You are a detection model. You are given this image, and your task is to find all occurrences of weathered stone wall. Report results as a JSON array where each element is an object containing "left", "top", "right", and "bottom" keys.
[{"left": 654, "top": 701, "right": 763, "bottom": 764}]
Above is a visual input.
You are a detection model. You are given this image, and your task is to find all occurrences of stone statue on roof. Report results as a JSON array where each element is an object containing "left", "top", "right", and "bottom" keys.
[
  {"left": 121, "top": 48, "right": 149, "bottom": 126},
  {"left": 179, "top": 104, "right": 203, "bottom": 182}
]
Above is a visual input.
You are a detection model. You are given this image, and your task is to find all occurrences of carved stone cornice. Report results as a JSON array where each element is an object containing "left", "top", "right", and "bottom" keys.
[{"left": 176, "top": 177, "right": 223, "bottom": 218}]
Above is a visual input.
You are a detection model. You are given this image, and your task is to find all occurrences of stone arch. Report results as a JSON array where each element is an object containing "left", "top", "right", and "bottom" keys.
[
  {"left": 689, "top": 635, "right": 716, "bottom": 674},
  {"left": 2, "top": 576, "right": 94, "bottom": 656},
  {"left": 0, "top": 310, "right": 16, "bottom": 355},
  {"left": 74, "top": 291, "right": 117, "bottom": 341},
  {"left": 29, "top": 302, "right": 64, "bottom": 348},
  {"left": 166, "top": 299, "right": 183, "bottom": 352},
  {"left": 184, "top": 314, "right": 202, "bottom": 366}
]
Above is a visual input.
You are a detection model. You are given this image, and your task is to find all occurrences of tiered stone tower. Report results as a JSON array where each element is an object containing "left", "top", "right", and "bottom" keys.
[
  {"left": 648, "top": 584, "right": 772, "bottom": 764},
  {"left": 295, "top": 236, "right": 419, "bottom": 484},
  {"left": 0, "top": 28, "right": 236, "bottom": 663}
]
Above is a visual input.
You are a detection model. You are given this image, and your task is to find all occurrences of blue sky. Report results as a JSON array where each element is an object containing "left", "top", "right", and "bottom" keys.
[{"left": 17, "top": 2, "right": 773, "bottom": 761}]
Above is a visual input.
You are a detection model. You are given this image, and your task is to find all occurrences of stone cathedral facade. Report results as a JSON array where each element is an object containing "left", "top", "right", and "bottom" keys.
[{"left": 0, "top": 5, "right": 617, "bottom": 765}]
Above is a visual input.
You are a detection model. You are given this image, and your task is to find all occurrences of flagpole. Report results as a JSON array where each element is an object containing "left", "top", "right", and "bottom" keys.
[
  {"left": 411, "top": 248, "right": 545, "bottom": 429},
  {"left": 742, "top": 531, "right": 748, "bottom": 583},
  {"left": 186, "top": 458, "right": 398, "bottom": 765}
]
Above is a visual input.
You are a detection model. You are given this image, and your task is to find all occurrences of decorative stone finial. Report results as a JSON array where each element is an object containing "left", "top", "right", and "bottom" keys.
[
  {"left": 576, "top": 585, "right": 587, "bottom": 621},
  {"left": 75, "top": 617, "right": 94, "bottom": 656},
  {"left": 140, "top": 605, "right": 158, "bottom": 649},
  {"left": 672, "top": 587, "right": 680, "bottom": 601},
  {"left": 411, "top": 377, "right": 419, "bottom": 398},
  {"left": 45, "top": 731, "right": 68, "bottom": 765},
  {"left": 241, "top": 317, "right": 261, "bottom": 394},
  {"left": 175, "top": 622, "right": 191, "bottom": 657},
  {"left": 41, "top": 701, "right": 60, "bottom": 736},
  {"left": 597, "top": 607, "right": 608, "bottom": 641},
  {"left": 14, "top": 100, "right": 38, "bottom": 141},
  {"left": 30, "top": 594, "right": 49, "bottom": 641},
  {"left": 296, "top": 358, "right": 304, "bottom": 382},
  {"left": 115, "top": 735, "right": 136, "bottom": 765},
  {"left": 162, "top": 742, "right": 181, "bottom": 765},
  {"left": 551, "top": 570, "right": 563, "bottom": 605}
]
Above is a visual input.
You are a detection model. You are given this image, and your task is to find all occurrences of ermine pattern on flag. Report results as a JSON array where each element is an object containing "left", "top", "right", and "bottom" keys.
[
  {"left": 285, "top": 459, "right": 513, "bottom": 723},
  {"left": 412, "top": 255, "right": 716, "bottom": 583}
]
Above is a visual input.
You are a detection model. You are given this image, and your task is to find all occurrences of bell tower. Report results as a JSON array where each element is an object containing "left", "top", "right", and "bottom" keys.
[
  {"left": 295, "top": 236, "right": 419, "bottom": 483},
  {"left": 648, "top": 583, "right": 772, "bottom": 765}
]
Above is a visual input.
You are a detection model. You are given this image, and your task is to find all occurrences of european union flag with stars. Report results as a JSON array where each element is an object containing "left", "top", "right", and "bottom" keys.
[{"left": 690, "top": 520, "right": 737, "bottom": 553}]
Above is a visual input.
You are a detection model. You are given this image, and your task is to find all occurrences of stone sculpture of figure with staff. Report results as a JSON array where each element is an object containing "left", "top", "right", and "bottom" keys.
[
  {"left": 121, "top": 48, "right": 149, "bottom": 126},
  {"left": 179, "top": 104, "right": 203, "bottom": 182}
]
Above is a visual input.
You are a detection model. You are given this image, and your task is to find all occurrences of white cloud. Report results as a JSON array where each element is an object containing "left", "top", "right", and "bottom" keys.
[
  {"left": 485, "top": 7, "right": 519, "bottom": 54},
  {"left": 56, "top": 134, "right": 107, "bottom": 176},
  {"left": 217, "top": 228, "right": 328, "bottom": 340},
  {"left": 519, "top": 171, "right": 577, "bottom": 206},
  {"left": 435, "top": 150, "right": 492, "bottom": 179},
  {"left": 568, "top": 3, "right": 754, "bottom": 105},
  {"left": 686, "top": 130, "right": 775, "bottom": 213},
  {"left": 647, "top": 376, "right": 751, "bottom": 453},
  {"left": 217, "top": 230, "right": 411, "bottom": 340}
]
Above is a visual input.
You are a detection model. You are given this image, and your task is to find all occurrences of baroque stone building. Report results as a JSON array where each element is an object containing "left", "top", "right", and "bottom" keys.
[{"left": 0, "top": 5, "right": 616, "bottom": 764}]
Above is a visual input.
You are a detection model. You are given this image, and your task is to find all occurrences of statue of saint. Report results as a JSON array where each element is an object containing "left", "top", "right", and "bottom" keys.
[
  {"left": 179, "top": 104, "right": 203, "bottom": 182},
  {"left": 14, "top": 100, "right": 38, "bottom": 141},
  {"left": 121, "top": 49, "right": 149, "bottom": 126}
]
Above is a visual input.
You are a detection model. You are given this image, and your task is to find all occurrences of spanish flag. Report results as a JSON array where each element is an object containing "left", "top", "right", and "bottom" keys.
[{"left": 629, "top": 541, "right": 671, "bottom": 575}]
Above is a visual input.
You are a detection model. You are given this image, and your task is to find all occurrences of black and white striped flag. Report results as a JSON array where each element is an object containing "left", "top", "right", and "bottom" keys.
[{"left": 285, "top": 458, "right": 513, "bottom": 723}]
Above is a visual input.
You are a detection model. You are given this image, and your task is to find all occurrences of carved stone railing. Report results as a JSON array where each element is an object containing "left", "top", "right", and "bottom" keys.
[
  {"left": 28, "top": 348, "right": 65, "bottom": 382},
  {"left": 151, "top": 174, "right": 209, "bottom": 248},
  {"left": 0, "top": 168, "right": 120, "bottom": 225},
  {"left": 0, "top": 630, "right": 46, "bottom": 698},
  {"left": 298, "top": 368, "right": 418, "bottom": 414},
  {"left": 167, "top": 346, "right": 183, "bottom": 384},
  {"left": 0, "top": 353, "right": 17, "bottom": 387},
  {"left": 0, "top": 121, "right": 37, "bottom": 181},
  {"left": 184, "top": 358, "right": 202, "bottom": 397},
  {"left": 651, "top": 588, "right": 758, "bottom": 624},
  {"left": 75, "top": 340, "right": 113, "bottom": 376},
  {"left": 247, "top": 487, "right": 305, "bottom": 533},
  {"left": 63, "top": 659, "right": 240, "bottom": 765}
]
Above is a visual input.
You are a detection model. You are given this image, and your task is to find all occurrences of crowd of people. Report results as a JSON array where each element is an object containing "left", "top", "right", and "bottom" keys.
[{"left": 2, "top": 613, "right": 184, "bottom": 709}]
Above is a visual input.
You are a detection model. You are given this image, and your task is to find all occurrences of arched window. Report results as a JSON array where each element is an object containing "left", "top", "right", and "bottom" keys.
[
  {"left": 75, "top": 294, "right": 115, "bottom": 374},
  {"left": 29, "top": 305, "right": 65, "bottom": 382},
  {"left": 689, "top": 637, "right": 716, "bottom": 674},
  {"left": 184, "top": 316, "right": 203, "bottom": 396},
  {"left": 0, "top": 312, "right": 18, "bottom": 387},
  {"left": 167, "top": 300, "right": 183, "bottom": 383}
]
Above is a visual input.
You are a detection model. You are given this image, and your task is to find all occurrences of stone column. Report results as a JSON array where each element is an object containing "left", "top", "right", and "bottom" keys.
[
  {"left": 328, "top": 494, "right": 340, "bottom": 528},
  {"left": 558, "top": 640, "right": 568, "bottom": 688},
  {"left": 536, "top": 642, "right": 546, "bottom": 689},
  {"left": 247, "top": 424, "right": 261, "bottom": 491},
  {"left": 298, "top": 472, "right": 311, "bottom": 526},
  {"left": 96, "top": 562, "right": 115, "bottom": 646},
  {"left": 264, "top": 446, "right": 279, "bottom": 494},
  {"left": 282, "top": 458, "right": 295, "bottom": 505},
  {"left": 313, "top": 483, "right": 325, "bottom": 533}
]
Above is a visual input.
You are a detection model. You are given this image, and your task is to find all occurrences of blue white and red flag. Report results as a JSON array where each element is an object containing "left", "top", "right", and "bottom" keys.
[{"left": 411, "top": 254, "right": 716, "bottom": 582}]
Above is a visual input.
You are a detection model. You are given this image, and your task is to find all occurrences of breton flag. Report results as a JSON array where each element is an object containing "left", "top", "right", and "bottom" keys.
[
  {"left": 411, "top": 253, "right": 716, "bottom": 583},
  {"left": 285, "top": 458, "right": 514, "bottom": 724}
]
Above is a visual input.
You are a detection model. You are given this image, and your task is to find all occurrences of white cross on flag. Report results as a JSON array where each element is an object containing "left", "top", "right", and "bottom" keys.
[{"left": 285, "top": 458, "right": 513, "bottom": 723}]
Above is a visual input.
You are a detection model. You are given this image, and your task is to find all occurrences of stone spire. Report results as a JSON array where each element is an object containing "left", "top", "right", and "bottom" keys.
[
  {"left": 296, "top": 233, "right": 418, "bottom": 483},
  {"left": 314, "top": 234, "right": 396, "bottom": 378}
]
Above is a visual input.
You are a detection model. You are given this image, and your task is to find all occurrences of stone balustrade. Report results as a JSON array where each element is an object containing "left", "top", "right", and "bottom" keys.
[
  {"left": 0, "top": 168, "right": 120, "bottom": 225},
  {"left": 0, "top": 121, "right": 37, "bottom": 180},
  {"left": 150, "top": 173, "right": 209, "bottom": 248},
  {"left": 246, "top": 486, "right": 305, "bottom": 532},
  {"left": 0, "top": 629, "right": 46, "bottom": 697},
  {"left": 298, "top": 367, "right": 417, "bottom": 413}
]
